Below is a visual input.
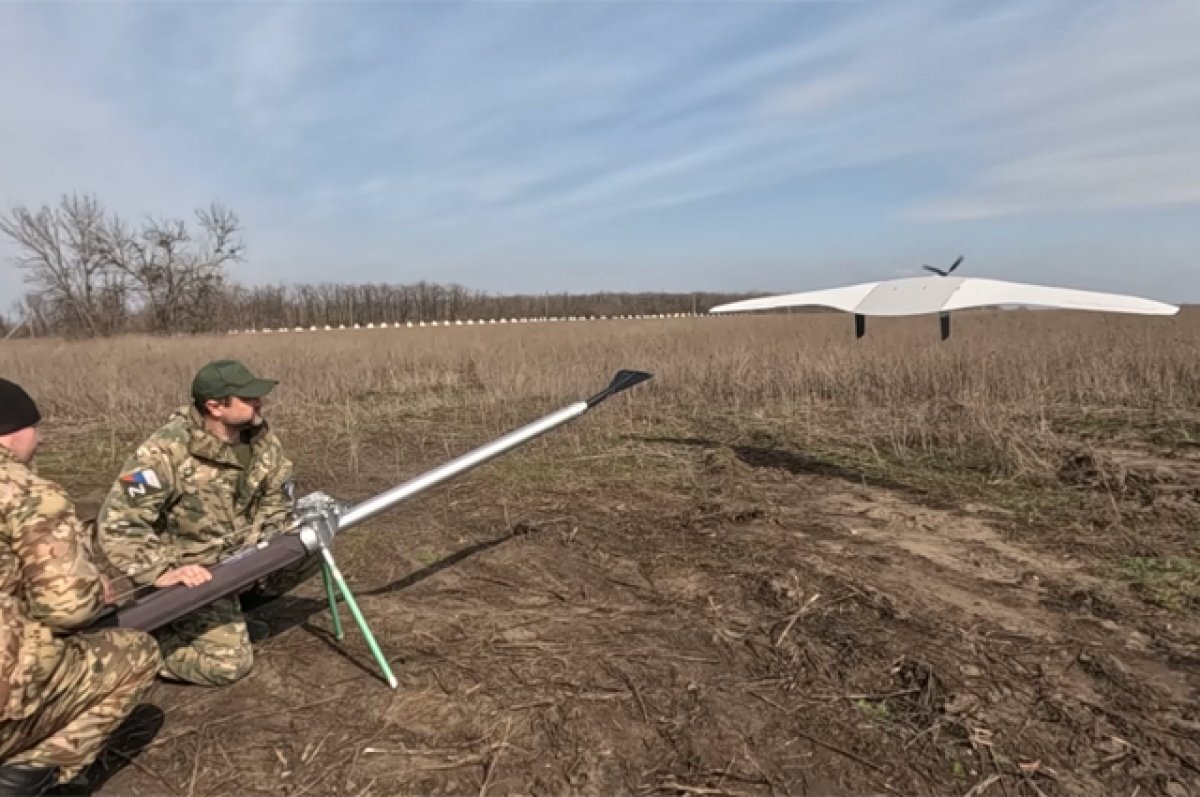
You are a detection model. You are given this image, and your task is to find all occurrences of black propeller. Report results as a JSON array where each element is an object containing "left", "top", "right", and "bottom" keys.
[
  {"left": 921, "top": 257, "right": 963, "bottom": 339},
  {"left": 923, "top": 255, "right": 963, "bottom": 277}
]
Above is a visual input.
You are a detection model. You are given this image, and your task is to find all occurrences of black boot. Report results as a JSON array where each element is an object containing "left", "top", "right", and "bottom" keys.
[
  {"left": 0, "top": 764, "right": 60, "bottom": 797},
  {"left": 40, "top": 772, "right": 91, "bottom": 796}
]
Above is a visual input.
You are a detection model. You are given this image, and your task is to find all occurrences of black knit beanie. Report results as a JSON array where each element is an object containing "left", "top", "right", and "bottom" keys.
[{"left": 0, "top": 378, "right": 41, "bottom": 435}]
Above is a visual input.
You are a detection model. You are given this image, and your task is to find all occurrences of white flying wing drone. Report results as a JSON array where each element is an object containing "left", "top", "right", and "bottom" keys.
[{"left": 708, "top": 257, "right": 1180, "bottom": 340}]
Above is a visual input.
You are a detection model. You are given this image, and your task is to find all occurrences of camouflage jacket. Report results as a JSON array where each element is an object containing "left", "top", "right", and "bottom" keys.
[
  {"left": 0, "top": 446, "right": 107, "bottom": 721},
  {"left": 96, "top": 406, "right": 294, "bottom": 587}
]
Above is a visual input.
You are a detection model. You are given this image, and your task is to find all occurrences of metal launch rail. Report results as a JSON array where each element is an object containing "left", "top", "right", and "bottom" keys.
[{"left": 89, "top": 370, "right": 653, "bottom": 686}]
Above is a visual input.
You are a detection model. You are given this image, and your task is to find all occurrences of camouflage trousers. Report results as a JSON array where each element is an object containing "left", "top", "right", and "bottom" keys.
[
  {"left": 156, "top": 556, "right": 321, "bottom": 687},
  {"left": 156, "top": 596, "right": 253, "bottom": 688},
  {"left": 0, "top": 629, "right": 160, "bottom": 781}
]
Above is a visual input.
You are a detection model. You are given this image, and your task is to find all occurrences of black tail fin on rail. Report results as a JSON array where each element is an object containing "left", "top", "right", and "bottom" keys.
[{"left": 586, "top": 370, "right": 653, "bottom": 408}]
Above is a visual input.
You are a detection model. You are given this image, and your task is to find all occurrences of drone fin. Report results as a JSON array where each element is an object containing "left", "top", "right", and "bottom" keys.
[
  {"left": 855, "top": 313, "right": 866, "bottom": 339},
  {"left": 939, "top": 311, "right": 951, "bottom": 341}
]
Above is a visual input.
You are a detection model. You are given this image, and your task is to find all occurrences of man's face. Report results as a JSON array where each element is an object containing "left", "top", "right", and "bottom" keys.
[
  {"left": 0, "top": 425, "right": 39, "bottom": 464},
  {"left": 207, "top": 395, "right": 265, "bottom": 429}
]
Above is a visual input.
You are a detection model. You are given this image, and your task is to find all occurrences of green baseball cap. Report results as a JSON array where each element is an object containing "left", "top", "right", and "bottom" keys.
[{"left": 191, "top": 359, "right": 278, "bottom": 400}]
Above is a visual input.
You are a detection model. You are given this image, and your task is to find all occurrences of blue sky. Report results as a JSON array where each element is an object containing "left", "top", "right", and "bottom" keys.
[{"left": 0, "top": 0, "right": 1197, "bottom": 304}]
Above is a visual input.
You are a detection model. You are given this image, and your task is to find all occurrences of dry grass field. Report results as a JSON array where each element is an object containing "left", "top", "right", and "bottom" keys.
[{"left": 5, "top": 309, "right": 1200, "bottom": 797}]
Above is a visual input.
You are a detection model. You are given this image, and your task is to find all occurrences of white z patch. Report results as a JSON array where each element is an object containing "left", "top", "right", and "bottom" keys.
[{"left": 119, "top": 468, "right": 162, "bottom": 500}]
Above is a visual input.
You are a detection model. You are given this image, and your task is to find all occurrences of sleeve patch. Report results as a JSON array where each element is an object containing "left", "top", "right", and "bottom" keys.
[{"left": 119, "top": 468, "right": 162, "bottom": 499}]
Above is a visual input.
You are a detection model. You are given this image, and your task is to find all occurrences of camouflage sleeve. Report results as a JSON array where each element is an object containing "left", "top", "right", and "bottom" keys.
[
  {"left": 96, "top": 443, "right": 178, "bottom": 587},
  {"left": 258, "top": 450, "right": 296, "bottom": 537},
  {"left": 10, "top": 477, "right": 105, "bottom": 629}
]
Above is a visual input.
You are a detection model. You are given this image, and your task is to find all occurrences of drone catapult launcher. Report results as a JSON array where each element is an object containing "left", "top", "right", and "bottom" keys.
[{"left": 90, "top": 369, "right": 654, "bottom": 687}]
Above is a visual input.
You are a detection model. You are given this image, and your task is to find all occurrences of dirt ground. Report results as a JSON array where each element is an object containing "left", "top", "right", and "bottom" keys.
[{"left": 67, "top": 417, "right": 1200, "bottom": 797}]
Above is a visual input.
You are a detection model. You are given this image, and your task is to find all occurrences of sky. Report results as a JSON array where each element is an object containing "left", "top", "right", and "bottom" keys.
[{"left": 0, "top": 0, "right": 1197, "bottom": 304}]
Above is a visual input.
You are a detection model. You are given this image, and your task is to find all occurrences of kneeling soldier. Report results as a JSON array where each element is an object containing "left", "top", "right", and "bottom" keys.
[
  {"left": 0, "top": 378, "right": 160, "bottom": 796},
  {"left": 97, "top": 360, "right": 302, "bottom": 687}
]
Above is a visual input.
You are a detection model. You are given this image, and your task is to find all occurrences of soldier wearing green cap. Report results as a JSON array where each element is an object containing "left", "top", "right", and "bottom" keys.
[{"left": 96, "top": 360, "right": 297, "bottom": 687}]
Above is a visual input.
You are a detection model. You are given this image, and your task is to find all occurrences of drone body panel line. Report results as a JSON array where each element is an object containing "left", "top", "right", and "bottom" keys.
[{"left": 854, "top": 276, "right": 965, "bottom": 316}]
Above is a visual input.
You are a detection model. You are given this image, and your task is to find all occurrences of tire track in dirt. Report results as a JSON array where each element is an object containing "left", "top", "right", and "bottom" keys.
[
  {"left": 695, "top": 447, "right": 1200, "bottom": 796},
  {"left": 758, "top": 474, "right": 1199, "bottom": 702}
]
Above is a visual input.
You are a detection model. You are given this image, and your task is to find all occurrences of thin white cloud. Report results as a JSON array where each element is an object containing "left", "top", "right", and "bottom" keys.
[
  {"left": 902, "top": 0, "right": 1200, "bottom": 220},
  {"left": 756, "top": 72, "right": 871, "bottom": 118},
  {"left": 0, "top": 4, "right": 218, "bottom": 299},
  {"left": 0, "top": 0, "right": 1196, "bottom": 300},
  {"left": 227, "top": 6, "right": 317, "bottom": 130}
]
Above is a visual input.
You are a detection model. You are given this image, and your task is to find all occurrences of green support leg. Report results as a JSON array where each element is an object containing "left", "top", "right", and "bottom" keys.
[
  {"left": 320, "top": 562, "right": 344, "bottom": 640},
  {"left": 319, "top": 546, "right": 398, "bottom": 689}
]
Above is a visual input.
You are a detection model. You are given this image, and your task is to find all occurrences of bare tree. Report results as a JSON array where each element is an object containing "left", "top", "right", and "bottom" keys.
[
  {"left": 17, "top": 295, "right": 49, "bottom": 338},
  {"left": 0, "top": 193, "right": 125, "bottom": 336},
  {"left": 2, "top": 195, "right": 245, "bottom": 336},
  {"left": 215, "top": 282, "right": 757, "bottom": 330},
  {"left": 4, "top": 193, "right": 754, "bottom": 336},
  {"left": 103, "top": 203, "right": 245, "bottom": 333}
]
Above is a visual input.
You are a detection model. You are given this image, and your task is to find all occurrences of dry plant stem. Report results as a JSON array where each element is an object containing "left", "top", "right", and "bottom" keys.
[{"left": 5, "top": 312, "right": 1197, "bottom": 797}]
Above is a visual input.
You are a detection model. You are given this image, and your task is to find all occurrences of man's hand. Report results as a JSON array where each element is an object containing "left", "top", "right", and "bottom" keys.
[
  {"left": 101, "top": 575, "right": 116, "bottom": 605},
  {"left": 154, "top": 565, "right": 212, "bottom": 589}
]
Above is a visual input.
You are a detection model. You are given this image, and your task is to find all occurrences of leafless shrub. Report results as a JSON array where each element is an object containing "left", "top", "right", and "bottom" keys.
[{"left": 1, "top": 194, "right": 243, "bottom": 336}]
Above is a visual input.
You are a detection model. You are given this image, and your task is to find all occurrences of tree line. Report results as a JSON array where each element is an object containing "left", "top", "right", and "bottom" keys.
[{"left": 1, "top": 194, "right": 754, "bottom": 338}]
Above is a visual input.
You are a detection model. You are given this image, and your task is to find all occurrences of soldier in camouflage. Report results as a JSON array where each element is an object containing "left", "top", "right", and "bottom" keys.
[
  {"left": 0, "top": 377, "right": 160, "bottom": 796},
  {"left": 97, "top": 360, "right": 301, "bottom": 688}
]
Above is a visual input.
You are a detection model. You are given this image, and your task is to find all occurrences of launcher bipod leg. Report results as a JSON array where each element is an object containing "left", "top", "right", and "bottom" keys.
[
  {"left": 320, "top": 562, "right": 344, "bottom": 640},
  {"left": 318, "top": 545, "right": 398, "bottom": 689}
]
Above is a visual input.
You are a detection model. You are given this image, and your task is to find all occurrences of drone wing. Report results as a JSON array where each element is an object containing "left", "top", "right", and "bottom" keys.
[
  {"left": 707, "top": 275, "right": 1178, "bottom": 340},
  {"left": 943, "top": 278, "right": 1179, "bottom": 315},
  {"left": 709, "top": 277, "right": 1179, "bottom": 316},
  {"left": 708, "top": 282, "right": 881, "bottom": 314}
]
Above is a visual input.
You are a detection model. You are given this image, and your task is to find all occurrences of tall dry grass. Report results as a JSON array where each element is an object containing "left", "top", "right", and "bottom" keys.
[{"left": 4, "top": 309, "right": 1198, "bottom": 492}]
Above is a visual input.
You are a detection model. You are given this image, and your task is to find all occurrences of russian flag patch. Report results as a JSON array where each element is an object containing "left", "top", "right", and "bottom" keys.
[{"left": 119, "top": 468, "right": 162, "bottom": 500}]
